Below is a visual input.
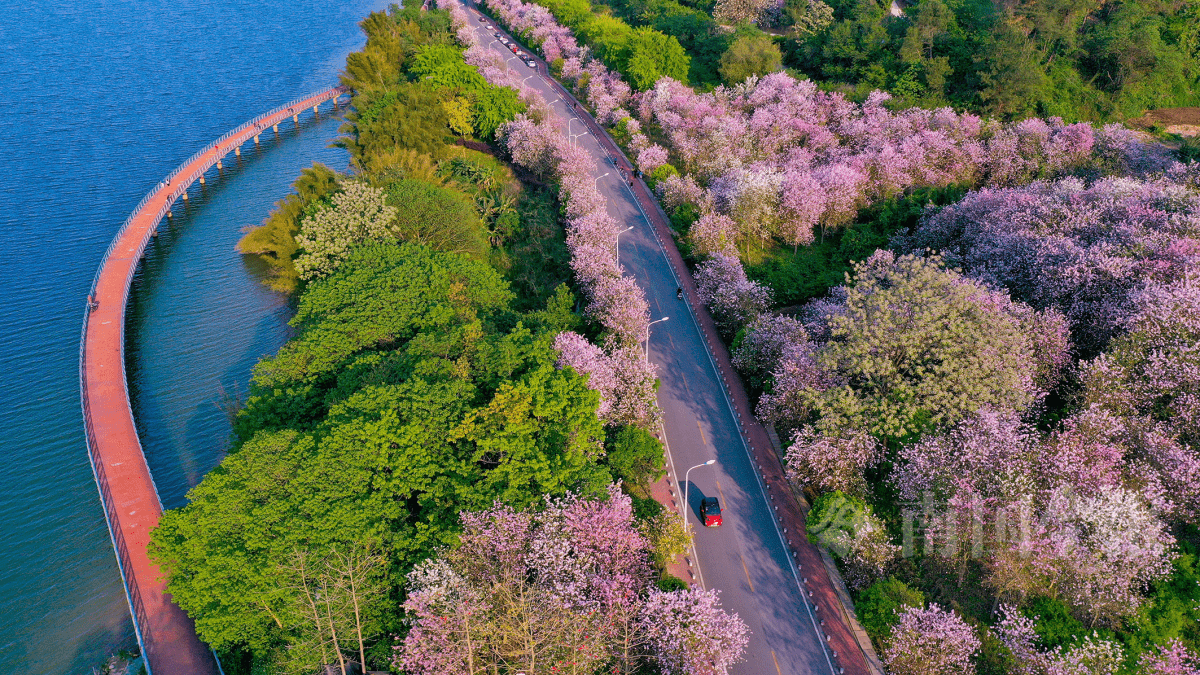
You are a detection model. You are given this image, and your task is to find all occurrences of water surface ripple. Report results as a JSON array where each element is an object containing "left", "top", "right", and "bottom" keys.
[{"left": 0, "top": 1, "right": 386, "bottom": 670}]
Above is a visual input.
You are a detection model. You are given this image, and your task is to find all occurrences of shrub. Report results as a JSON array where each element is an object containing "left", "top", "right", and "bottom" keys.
[
  {"left": 856, "top": 577, "right": 925, "bottom": 645},
  {"left": 648, "top": 162, "right": 680, "bottom": 189}
]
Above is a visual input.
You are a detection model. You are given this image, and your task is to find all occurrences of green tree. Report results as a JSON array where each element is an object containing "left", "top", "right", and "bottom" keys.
[
  {"left": 719, "top": 32, "right": 784, "bottom": 84},
  {"left": 153, "top": 244, "right": 610, "bottom": 666},
  {"left": 978, "top": 22, "right": 1048, "bottom": 118},
  {"left": 605, "top": 425, "right": 666, "bottom": 486},
  {"left": 470, "top": 84, "right": 525, "bottom": 139},
  {"left": 385, "top": 179, "right": 489, "bottom": 259},
  {"left": 856, "top": 578, "right": 925, "bottom": 645},
  {"left": 252, "top": 242, "right": 512, "bottom": 389},
  {"left": 337, "top": 83, "right": 451, "bottom": 168},
  {"left": 622, "top": 26, "right": 692, "bottom": 90},
  {"left": 812, "top": 252, "right": 1038, "bottom": 439}
]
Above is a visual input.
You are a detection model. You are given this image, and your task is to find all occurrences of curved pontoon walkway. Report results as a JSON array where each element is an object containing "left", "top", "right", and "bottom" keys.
[{"left": 79, "top": 86, "right": 347, "bottom": 675}]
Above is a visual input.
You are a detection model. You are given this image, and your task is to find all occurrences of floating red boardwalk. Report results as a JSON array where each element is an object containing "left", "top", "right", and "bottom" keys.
[{"left": 80, "top": 86, "right": 346, "bottom": 675}]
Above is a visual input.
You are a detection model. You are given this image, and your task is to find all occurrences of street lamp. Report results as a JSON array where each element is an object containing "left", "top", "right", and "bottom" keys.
[
  {"left": 571, "top": 129, "right": 590, "bottom": 148},
  {"left": 615, "top": 225, "right": 634, "bottom": 261},
  {"left": 594, "top": 172, "right": 609, "bottom": 187},
  {"left": 644, "top": 316, "right": 669, "bottom": 359},
  {"left": 683, "top": 459, "right": 717, "bottom": 531}
]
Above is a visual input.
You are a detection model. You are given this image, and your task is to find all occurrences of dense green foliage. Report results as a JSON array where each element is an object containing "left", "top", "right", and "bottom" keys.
[
  {"left": 591, "top": 0, "right": 739, "bottom": 86},
  {"left": 856, "top": 577, "right": 925, "bottom": 645},
  {"left": 719, "top": 31, "right": 784, "bottom": 84},
  {"left": 784, "top": 0, "right": 1200, "bottom": 121},
  {"left": 529, "top": 0, "right": 694, "bottom": 89},
  {"left": 152, "top": 242, "right": 614, "bottom": 668},
  {"left": 237, "top": 2, "right": 532, "bottom": 293},
  {"left": 385, "top": 178, "right": 490, "bottom": 258}
]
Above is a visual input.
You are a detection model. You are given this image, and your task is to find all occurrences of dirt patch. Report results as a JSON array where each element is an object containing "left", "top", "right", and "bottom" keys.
[
  {"left": 1130, "top": 107, "right": 1200, "bottom": 135},
  {"left": 1165, "top": 125, "right": 1200, "bottom": 138}
]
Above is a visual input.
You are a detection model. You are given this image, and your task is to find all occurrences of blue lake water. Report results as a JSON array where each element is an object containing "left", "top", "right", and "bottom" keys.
[{"left": 0, "top": 1, "right": 387, "bottom": 670}]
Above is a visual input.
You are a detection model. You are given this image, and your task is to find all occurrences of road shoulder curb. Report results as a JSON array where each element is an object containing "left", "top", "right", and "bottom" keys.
[{"left": 766, "top": 426, "right": 887, "bottom": 675}]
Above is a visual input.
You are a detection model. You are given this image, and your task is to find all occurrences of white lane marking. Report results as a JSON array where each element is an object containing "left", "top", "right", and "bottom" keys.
[{"left": 657, "top": 416, "right": 707, "bottom": 590}]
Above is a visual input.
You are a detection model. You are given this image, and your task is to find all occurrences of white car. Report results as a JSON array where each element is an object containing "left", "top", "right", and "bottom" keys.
[
  {"left": 526, "top": 59, "right": 537, "bottom": 68},
  {"left": 500, "top": 38, "right": 510, "bottom": 44}
]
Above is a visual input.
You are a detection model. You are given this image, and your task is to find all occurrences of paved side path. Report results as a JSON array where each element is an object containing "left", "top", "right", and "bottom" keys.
[{"left": 80, "top": 86, "right": 345, "bottom": 675}]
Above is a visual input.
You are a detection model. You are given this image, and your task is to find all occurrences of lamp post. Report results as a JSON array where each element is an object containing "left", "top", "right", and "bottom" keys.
[
  {"left": 683, "top": 459, "right": 717, "bottom": 531},
  {"left": 615, "top": 225, "right": 634, "bottom": 262},
  {"left": 644, "top": 316, "right": 669, "bottom": 359},
  {"left": 594, "top": 172, "right": 609, "bottom": 188}
]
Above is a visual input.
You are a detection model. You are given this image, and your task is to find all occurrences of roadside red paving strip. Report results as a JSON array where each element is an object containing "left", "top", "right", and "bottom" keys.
[{"left": 80, "top": 87, "right": 345, "bottom": 675}]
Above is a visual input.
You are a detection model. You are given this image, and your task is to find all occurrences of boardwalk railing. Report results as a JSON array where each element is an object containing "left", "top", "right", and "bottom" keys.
[
  {"left": 78, "top": 85, "right": 347, "bottom": 673},
  {"left": 85, "top": 88, "right": 348, "bottom": 302}
]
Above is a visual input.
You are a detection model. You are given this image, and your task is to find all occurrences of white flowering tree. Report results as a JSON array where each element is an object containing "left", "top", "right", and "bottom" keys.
[{"left": 294, "top": 182, "right": 398, "bottom": 280}]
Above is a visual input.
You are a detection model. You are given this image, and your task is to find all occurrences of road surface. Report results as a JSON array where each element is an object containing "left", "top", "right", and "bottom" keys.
[{"left": 462, "top": 12, "right": 840, "bottom": 675}]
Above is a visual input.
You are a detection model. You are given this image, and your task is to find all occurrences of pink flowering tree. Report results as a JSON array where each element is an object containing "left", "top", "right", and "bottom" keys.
[
  {"left": 638, "top": 588, "right": 750, "bottom": 675},
  {"left": 1077, "top": 279, "right": 1200, "bottom": 521},
  {"left": 896, "top": 177, "right": 1200, "bottom": 353},
  {"left": 783, "top": 426, "right": 880, "bottom": 495},
  {"left": 693, "top": 254, "right": 771, "bottom": 338},
  {"left": 555, "top": 331, "right": 659, "bottom": 427},
  {"left": 994, "top": 605, "right": 1126, "bottom": 675},
  {"left": 882, "top": 604, "right": 980, "bottom": 675},
  {"left": 1082, "top": 278, "right": 1200, "bottom": 444},
  {"left": 397, "top": 490, "right": 748, "bottom": 674},
  {"left": 731, "top": 313, "right": 812, "bottom": 391},
  {"left": 988, "top": 486, "right": 1174, "bottom": 625},
  {"left": 1140, "top": 640, "right": 1200, "bottom": 675},
  {"left": 587, "top": 274, "right": 651, "bottom": 347},
  {"left": 497, "top": 114, "right": 562, "bottom": 178},
  {"left": 689, "top": 212, "right": 739, "bottom": 256},
  {"left": 893, "top": 409, "right": 1041, "bottom": 581}
]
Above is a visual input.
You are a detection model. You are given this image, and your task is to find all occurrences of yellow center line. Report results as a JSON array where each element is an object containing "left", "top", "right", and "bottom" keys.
[
  {"left": 679, "top": 369, "right": 693, "bottom": 399},
  {"left": 696, "top": 421, "right": 707, "bottom": 448},
  {"left": 740, "top": 553, "right": 755, "bottom": 592},
  {"left": 772, "top": 650, "right": 783, "bottom": 675}
]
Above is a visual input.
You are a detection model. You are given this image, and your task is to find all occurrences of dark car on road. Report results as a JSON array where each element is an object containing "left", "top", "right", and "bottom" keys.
[{"left": 700, "top": 497, "right": 723, "bottom": 527}]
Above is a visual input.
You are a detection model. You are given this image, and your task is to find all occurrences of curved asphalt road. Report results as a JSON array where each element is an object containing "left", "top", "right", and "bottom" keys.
[{"left": 460, "top": 9, "right": 838, "bottom": 674}]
